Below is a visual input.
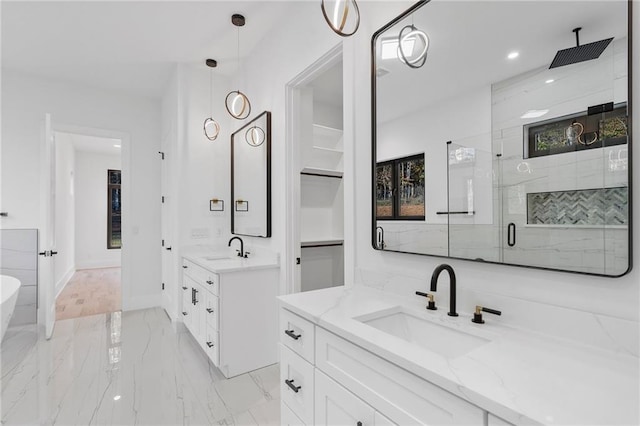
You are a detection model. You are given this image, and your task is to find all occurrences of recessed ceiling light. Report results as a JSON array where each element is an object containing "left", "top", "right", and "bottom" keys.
[
  {"left": 545, "top": 79, "right": 555, "bottom": 84},
  {"left": 507, "top": 51, "right": 519, "bottom": 60},
  {"left": 113, "top": 144, "right": 121, "bottom": 148},
  {"left": 520, "top": 109, "right": 549, "bottom": 119}
]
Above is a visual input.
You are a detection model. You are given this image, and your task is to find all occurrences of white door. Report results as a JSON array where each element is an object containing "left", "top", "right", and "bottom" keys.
[{"left": 40, "top": 113, "right": 57, "bottom": 339}]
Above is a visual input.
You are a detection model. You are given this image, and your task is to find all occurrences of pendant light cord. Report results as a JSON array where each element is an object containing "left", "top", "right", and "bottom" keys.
[
  {"left": 237, "top": 25, "right": 241, "bottom": 92},
  {"left": 209, "top": 67, "right": 213, "bottom": 117}
]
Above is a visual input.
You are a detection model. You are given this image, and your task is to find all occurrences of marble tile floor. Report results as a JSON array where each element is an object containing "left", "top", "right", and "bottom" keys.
[
  {"left": 1, "top": 308, "right": 280, "bottom": 425},
  {"left": 56, "top": 268, "right": 122, "bottom": 321}
]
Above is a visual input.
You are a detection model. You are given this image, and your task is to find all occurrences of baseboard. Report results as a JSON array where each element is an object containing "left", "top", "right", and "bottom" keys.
[
  {"left": 122, "top": 294, "right": 162, "bottom": 312},
  {"left": 55, "top": 265, "right": 76, "bottom": 299},
  {"left": 76, "top": 259, "right": 121, "bottom": 270}
]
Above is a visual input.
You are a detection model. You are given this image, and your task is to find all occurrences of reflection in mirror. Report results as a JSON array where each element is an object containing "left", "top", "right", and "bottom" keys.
[
  {"left": 231, "top": 111, "right": 271, "bottom": 237},
  {"left": 372, "top": 1, "right": 630, "bottom": 276}
]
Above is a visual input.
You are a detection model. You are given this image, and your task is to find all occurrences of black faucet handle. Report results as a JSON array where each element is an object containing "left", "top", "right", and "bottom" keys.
[
  {"left": 415, "top": 291, "right": 437, "bottom": 311},
  {"left": 472, "top": 305, "right": 502, "bottom": 324}
]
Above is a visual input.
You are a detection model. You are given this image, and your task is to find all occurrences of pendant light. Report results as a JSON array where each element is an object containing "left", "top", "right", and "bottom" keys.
[
  {"left": 397, "top": 24, "right": 429, "bottom": 69},
  {"left": 203, "top": 59, "right": 221, "bottom": 141},
  {"left": 225, "top": 14, "right": 251, "bottom": 120},
  {"left": 245, "top": 125, "right": 266, "bottom": 147},
  {"left": 321, "top": 0, "right": 360, "bottom": 37}
]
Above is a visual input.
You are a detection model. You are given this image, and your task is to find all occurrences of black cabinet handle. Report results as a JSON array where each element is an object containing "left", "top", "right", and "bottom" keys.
[
  {"left": 206, "top": 308, "right": 214, "bottom": 314},
  {"left": 357, "top": 422, "right": 363, "bottom": 426},
  {"left": 206, "top": 342, "right": 214, "bottom": 348},
  {"left": 182, "top": 286, "right": 188, "bottom": 290},
  {"left": 191, "top": 288, "right": 195, "bottom": 305},
  {"left": 285, "top": 330, "right": 301, "bottom": 340},
  {"left": 166, "top": 247, "right": 172, "bottom": 251},
  {"left": 194, "top": 289, "right": 199, "bottom": 305},
  {"left": 285, "top": 379, "right": 301, "bottom": 393},
  {"left": 507, "top": 222, "right": 516, "bottom": 247},
  {"left": 182, "top": 312, "right": 188, "bottom": 316},
  {"left": 182, "top": 265, "right": 188, "bottom": 269},
  {"left": 206, "top": 280, "right": 214, "bottom": 285}
]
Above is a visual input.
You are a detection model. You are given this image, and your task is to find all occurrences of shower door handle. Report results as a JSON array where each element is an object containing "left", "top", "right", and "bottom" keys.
[{"left": 507, "top": 223, "right": 516, "bottom": 247}]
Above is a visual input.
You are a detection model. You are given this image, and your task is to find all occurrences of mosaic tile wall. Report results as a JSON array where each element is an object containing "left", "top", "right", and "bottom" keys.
[{"left": 527, "top": 187, "right": 628, "bottom": 226}]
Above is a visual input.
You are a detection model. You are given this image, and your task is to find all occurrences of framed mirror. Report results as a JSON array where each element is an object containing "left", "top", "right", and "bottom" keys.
[
  {"left": 372, "top": 1, "right": 631, "bottom": 276},
  {"left": 231, "top": 111, "right": 272, "bottom": 237}
]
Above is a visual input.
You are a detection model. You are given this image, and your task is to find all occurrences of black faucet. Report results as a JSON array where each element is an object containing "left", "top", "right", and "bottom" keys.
[
  {"left": 430, "top": 264, "right": 458, "bottom": 317},
  {"left": 228, "top": 236, "right": 245, "bottom": 258}
]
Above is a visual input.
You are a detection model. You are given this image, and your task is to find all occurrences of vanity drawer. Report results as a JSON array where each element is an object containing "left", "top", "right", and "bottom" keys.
[
  {"left": 280, "top": 344, "right": 314, "bottom": 425},
  {"left": 280, "top": 308, "right": 315, "bottom": 363},
  {"left": 315, "top": 328, "right": 484, "bottom": 425},
  {"left": 205, "top": 328, "right": 219, "bottom": 367},
  {"left": 205, "top": 293, "right": 219, "bottom": 331},
  {"left": 182, "top": 259, "right": 219, "bottom": 296}
]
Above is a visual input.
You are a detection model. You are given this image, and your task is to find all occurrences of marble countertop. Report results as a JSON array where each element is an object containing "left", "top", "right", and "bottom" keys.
[
  {"left": 183, "top": 251, "right": 279, "bottom": 273},
  {"left": 278, "top": 286, "right": 639, "bottom": 425}
]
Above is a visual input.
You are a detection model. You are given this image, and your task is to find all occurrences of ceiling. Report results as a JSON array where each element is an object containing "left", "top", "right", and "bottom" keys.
[
  {"left": 56, "top": 131, "right": 123, "bottom": 155},
  {"left": 1, "top": 1, "right": 293, "bottom": 100},
  {"left": 376, "top": 0, "right": 629, "bottom": 123}
]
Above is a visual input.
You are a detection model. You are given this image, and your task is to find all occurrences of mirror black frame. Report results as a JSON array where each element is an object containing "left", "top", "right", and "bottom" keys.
[
  {"left": 371, "top": 0, "right": 633, "bottom": 277},
  {"left": 231, "top": 111, "right": 272, "bottom": 238}
]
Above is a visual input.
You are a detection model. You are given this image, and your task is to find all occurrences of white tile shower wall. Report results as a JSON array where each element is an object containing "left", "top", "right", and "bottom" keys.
[
  {"left": 492, "top": 37, "right": 629, "bottom": 276},
  {"left": 1, "top": 229, "right": 38, "bottom": 326}
]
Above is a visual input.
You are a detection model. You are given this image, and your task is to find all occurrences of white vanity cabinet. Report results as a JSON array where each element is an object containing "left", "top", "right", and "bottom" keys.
[
  {"left": 279, "top": 308, "right": 486, "bottom": 426},
  {"left": 182, "top": 257, "right": 279, "bottom": 378}
]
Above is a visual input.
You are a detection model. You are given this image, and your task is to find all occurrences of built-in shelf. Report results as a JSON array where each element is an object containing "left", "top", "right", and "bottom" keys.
[
  {"left": 301, "top": 167, "right": 343, "bottom": 178},
  {"left": 301, "top": 238, "right": 344, "bottom": 248},
  {"left": 312, "top": 146, "right": 343, "bottom": 154},
  {"left": 313, "top": 124, "right": 343, "bottom": 138}
]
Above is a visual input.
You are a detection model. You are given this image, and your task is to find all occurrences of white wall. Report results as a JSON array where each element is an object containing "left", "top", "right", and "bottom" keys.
[
  {"left": 1, "top": 69, "right": 162, "bottom": 313},
  {"left": 230, "top": 0, "right": 638, "bottom": 338},
  {"left": 53, "top": 133, "right": 75, "bottom": 296},
  {"left": 74, "top": 150, "right": 122, "bottom": 270}
]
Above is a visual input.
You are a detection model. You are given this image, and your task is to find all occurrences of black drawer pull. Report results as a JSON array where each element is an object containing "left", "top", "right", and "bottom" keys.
[
  {"left": 182, "top": 265, "right": 188, "bottom": 269},
  {"left": 206, "top": 308, "right": 214, "bottom": 314},
  {"left": 206, "top": 280, "right": 214, "bottom": 285},
  {"left": 285, "top": 329, "right": 301, "bottom": 340},
  {"left": 285, "top": 379, "right": 301, "bottom": 393},
  {"left": 182, "top": 312, "right": 188, "bottom": 316},
  {"left": 206, "top": 342, "right": 214, "bottom": 348},
  {"left": 182, "top": 286, "right": 188, "bottom": 290}
]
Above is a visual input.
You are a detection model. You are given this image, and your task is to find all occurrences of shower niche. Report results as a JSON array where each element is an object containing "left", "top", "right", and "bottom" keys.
[{"left": 371, "top": 0, "right": 631, "bottom": 276}]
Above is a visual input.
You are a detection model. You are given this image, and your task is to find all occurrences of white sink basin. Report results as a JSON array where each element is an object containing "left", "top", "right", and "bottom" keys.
[
  {"left": 356, "top": 307, "right": 490, "bottom": 358},
  {"left": 201, "top": 253, "right": 236, "bottom": 261}
]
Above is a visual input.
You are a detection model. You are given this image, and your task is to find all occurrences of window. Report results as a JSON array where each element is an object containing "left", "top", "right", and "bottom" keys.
[
  {"left": 376, "top": 154, "right": 425, "bottom": 220},
  {"left": 107, "top": 170, "right": 121, "bottom": 249}
]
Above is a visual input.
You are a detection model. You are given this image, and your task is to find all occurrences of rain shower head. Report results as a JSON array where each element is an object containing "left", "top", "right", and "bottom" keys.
[{"left": 549, "top": 27, "right": 613, "bottom": 69}]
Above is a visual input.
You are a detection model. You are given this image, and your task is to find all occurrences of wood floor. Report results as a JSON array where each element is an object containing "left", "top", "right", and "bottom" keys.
[{"left": 56, "top": 268, "right": 121, "bottom": 321}]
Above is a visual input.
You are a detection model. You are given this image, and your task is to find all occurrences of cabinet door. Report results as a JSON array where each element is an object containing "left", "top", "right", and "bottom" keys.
[{"left": 315, "top": 369, "right": 375, "bottom": 426}]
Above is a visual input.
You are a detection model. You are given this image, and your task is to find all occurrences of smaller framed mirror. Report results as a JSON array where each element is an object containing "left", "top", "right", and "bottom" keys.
[{"left": 231, "top": 111, "right": 272, "bottom": 237}]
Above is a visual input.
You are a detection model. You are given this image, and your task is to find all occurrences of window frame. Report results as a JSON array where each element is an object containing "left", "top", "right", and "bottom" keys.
[
  {"left": 376, "top": 153, "right": 425, "bottom": 221},
  {"left": 107, "top": 169, "right": 122, "bottom": 250}
]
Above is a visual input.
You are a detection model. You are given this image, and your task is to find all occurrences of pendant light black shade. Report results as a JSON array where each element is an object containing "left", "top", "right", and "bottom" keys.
[
  {"left": 226, "top": 14, "right": 252, "bottom": 120},
  {"left": 321, "top": 0, "right": 360, "bottom": 37},
  {"left": 203, "top": 59, "right": 221, "bottom": 141}
]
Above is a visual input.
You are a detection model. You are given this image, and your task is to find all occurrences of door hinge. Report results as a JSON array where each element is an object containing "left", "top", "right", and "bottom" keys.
[
  {"left": 161, "top": 196, "right": 165, "bottom": 203},
  {"left": 162, "top": 239, "right": 165, "bottom": 247},
  {"left": 158, "top": 151, "right": 165, "bottom": 160},
  {"left": 162, "top": 282, "right": 165, "bottom": 290},
  {"left": 296, "top": 257, "right": 301, "bottom": 265}
]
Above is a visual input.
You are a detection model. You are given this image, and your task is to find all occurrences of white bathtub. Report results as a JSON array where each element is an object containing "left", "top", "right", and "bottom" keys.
[{"left": 1, "top": 275, "right": 22, "bottom": 342}]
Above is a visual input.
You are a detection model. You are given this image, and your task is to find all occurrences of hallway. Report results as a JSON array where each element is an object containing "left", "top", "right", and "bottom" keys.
[
  {"left": 56, "top": 268, "right": 121, "bottom": 320},
  {"left": 1, "top": 308, "right": 280, "bottom": 425}
]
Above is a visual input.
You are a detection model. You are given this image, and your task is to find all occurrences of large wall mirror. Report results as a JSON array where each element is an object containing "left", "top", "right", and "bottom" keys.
[
  {"left": 231, "top": 111, "right": 272, "bottom": 237},
  {"left": 372, "top": 0, "right": 631, "bottom": 276}
]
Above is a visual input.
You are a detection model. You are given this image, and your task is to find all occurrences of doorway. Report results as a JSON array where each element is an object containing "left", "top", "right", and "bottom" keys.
[
  {"left": 52, "top": 131, "right": 123, "bottom": 320},
  {"left": 285, "top": 44, "right": 345, "bottom": 294}
]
